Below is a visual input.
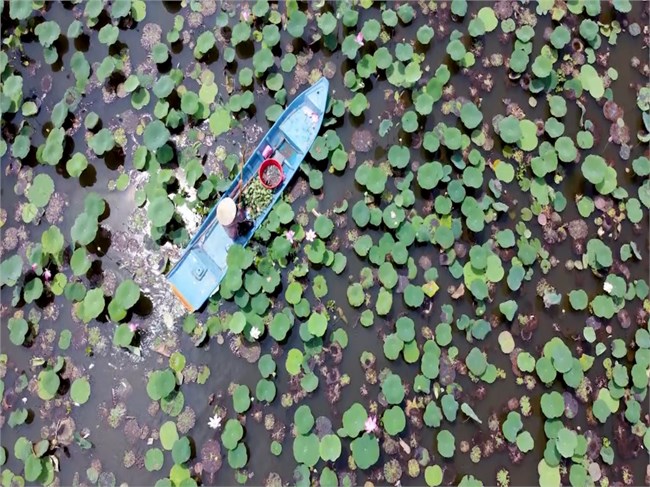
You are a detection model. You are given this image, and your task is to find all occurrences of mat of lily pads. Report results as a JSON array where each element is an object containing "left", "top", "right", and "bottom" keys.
[{"left": 1, "top": 1, "right": 649, "bottom": 486}]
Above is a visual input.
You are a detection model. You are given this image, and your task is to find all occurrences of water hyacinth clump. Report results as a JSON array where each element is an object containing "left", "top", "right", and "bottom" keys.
[{"left": 0, "top": 1, "right": 649, "bottom": 487}]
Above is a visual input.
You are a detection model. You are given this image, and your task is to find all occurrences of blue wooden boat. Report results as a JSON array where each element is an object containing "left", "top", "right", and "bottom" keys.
[{"left": 167, "top": 78, "right": 329, "bottom": 311}]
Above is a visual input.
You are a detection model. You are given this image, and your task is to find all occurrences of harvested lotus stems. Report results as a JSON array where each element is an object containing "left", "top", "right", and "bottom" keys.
[{"left": 241, "top": 178, "right": 273, "bottom": 220}]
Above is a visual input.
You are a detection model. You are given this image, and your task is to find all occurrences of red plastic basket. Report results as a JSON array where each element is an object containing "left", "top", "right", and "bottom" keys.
[{"left": 259, "top": 158, "right": 284, "bottom": 190}]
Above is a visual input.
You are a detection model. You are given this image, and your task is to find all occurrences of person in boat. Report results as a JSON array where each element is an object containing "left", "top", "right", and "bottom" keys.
[{"left": 216, "top": 197, "right": 253, "bottom": 239}]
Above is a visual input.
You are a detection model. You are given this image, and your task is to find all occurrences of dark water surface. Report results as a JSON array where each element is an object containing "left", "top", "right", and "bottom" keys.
[{"left": 1, "top": 1, "right": 649, "bottom": 486}]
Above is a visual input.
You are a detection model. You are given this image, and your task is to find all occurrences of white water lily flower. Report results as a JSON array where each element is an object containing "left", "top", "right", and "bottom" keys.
[
  {"left": 208, "top": 414, "right": 222, "bottom": 430},
  {"left": 250, "top": 326, "right": 262, "bottom": 340},
  {"left": 305, "top": 229, "right": 316, "bottom": 242},
  {"left": 603, "top": 281, "right": 613, "bottom": 294}
]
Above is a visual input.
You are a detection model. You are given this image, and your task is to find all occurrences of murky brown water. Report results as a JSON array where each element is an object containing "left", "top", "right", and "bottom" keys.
[{"left": 1, "top": 1, "right": 649, "bottom": 486}]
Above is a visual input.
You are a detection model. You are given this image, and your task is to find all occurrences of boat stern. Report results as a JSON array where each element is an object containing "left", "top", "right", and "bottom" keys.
[{"left": 167, "top": 248, "right": 222, "bottom": 312}]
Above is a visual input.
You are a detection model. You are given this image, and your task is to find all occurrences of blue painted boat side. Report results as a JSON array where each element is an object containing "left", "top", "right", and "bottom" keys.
[{"left": 167, "top": 78, "right": 329, "bottom": 311}]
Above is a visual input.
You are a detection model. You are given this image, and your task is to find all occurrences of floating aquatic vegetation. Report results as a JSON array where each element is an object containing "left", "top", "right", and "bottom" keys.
[{"left": 1, "top": 1, "right": 649, "bottom": 486}]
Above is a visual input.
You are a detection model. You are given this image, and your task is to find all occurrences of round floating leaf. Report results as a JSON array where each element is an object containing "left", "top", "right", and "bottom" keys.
[
  {"left": 581, "top": 155, "right": 607, "bottom": 184},
  {"left": 425, "top": 465, "right": 443, "bottom": 487},
  {"left": 516, "top": 431, "right": 534, "bottom": 453},
  {"left": 70, "top": 378, "right": 90, "bottom": 405},
  {"left": 285, "top": 349, "right": 303, "bottom": 376},
  {"left": 498, "top": 116, "right": 522, "bottom": 144},
  {"left": 147, "top": 369, "right": 176, "bottom": 401},
  {"left": 382, "top": 406, "right": 406, "bottom": 435},
  {"left": 143, "top": 120, "right": 170, "bottom": 151},
  {"left": 23, "top": 278, "right": 43, "bottom": 303},
  {"left": 404, "top": 284, "right": 424, "bottom": 307},
  {"left": 540, "top": 392, "right": 564, "bottom": 419},
  {"left": 145, "top": 448, "right": 164, "bottom": 472},
  {"left": 556, "top": 427, "right": 577, "bottom": 458},
  {"left": 388, "top": 145, "right": 410, "bottom": 169},
  {"left": 113, "top": 279, "right": 140, "bottom": 310},
  {"left": 347, "top": 283, "right": 365, "bottom": 307},
  {"left": 499, "top": 300, "right": 518, "bottom": 321},
  {"left": 293, "top": 434, "right": 319, "bottom": 467},
  {"left": 502, "top": 411, "right": 523, "bottom": 442},
  {"left": 307, "top": 312, "right": 327, "bottom": 337},
  {"left": 381, "top": 373, "right": 405, "bottom": 404},
  {"left": 8, "top": 317, "right": 28, "bottom": 346},
  {"left": 498, "top": 331, "right": 515, "bottom": 354},
  {"left": 78, "top": 288, "right": 105, "bottom": 322},
  {"left": 383, "top": 334, "right": 404, "bottom": 360},
  {"left": 0, "top": 255, "right": 23, "bottom": 286},
  {"left": 417, "top": 161, "right": 443, "bottom": 190},
  {"left": 349, "top": 93, "right": 369, "bottom": 116},
  {"left": 27, "top": 174, "right": 55, "bottom": 208},
  {"left": 148, "top": 196, "right": 175, "bottom": 227},
  {"left": 71, "top": 213, "right": 98, "bottom": 245},
  {"left": 314, "top": 215, "right": 334, "bottom": 239},
  {"left": 88, "top": 128, "right": 115, "bottom": 156},
  {"left": 460, "top": 102, "right": 483, "bottom": 129},
  {"left": 172, "top": 437, "right": 191, "bottom": 465},
  {"left": 233, "top": 385, "right": 251, "bottom": 414},
  {"left": 37, "top": 369, "right": 60, "bottom": 400},
  {"left": 350, "top": 434, "right": 379, "bottom": 469},
  {"left": 319, "top": 434, "right": 341, "bottom": 462},
  {"left": 269, "top": 313, "right": 291, "bottom": 341},
  {"left": 579, "top": 64, "right": 604, "bottom": 99},
  {"left": 436, "top": 430, "right": 455, "bottom": 458},
  {"left": 538, "top": 460, "right": 561, "bottom": 487},
  {"left": 24, "top": 454, "right": 43, "bottom": 482},
  {"left": 228, "top": 312, "right": 246, "bottom": 333},
  {"left": 35, "top": 20, "right": 61, "bottom": 47},
  {"left": 255, "top": 379, "right": 276, "bottom": 402},
  {"left": 221, "top": 419, "right": 244, "bottom": 450},
  {"left": 294, "top": 405, "right": 315, "bottom": 435},
  {"left": 342, "top": 403, "right": 368, "bottom": 438},
  {"left": 466, "top": 348, "right": 487, "bottom": 376}
]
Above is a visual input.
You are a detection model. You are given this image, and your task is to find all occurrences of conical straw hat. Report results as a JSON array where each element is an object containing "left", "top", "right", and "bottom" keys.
[{"left": 217, "top": 197, "right": 237, "bottom": 226}]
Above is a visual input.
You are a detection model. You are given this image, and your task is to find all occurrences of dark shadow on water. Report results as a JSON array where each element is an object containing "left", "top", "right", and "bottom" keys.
[
  {"left": 109, "top": 40, "right": 129, "bottom": 58},
  {"left": 170, "top": 40, "right": 183, "bottom": 55},
  {"left": 133, "top": 294, "right": 153, "bottom": 317},
  {"left": 58, "top": 376, "right": 71, "bottom": 397},
  {"left": 201, "top": 47, "right": 220, "bottom": 65},
  {"left": 92, "top": 10, "right": 113, "bottom": 33},
  {"left": 86, "top": 259, "right": 104, "bottom": 283},
  {"left": 98, "top": 200, "right": 110, "bottom": 222},
  {"left": 79, "top": 164, "right": 97, "bottom": 188},
  {"left": 107, "top": 71, "right": 127, "bottom": 93},
  {"left": 18, "top": 145, "right": 39, "bottom": 168},
  {"left": 235, "top": 40, "right": 254, "bottom": 60},
  {"left": 74, "top": 33, "right": 90, "bottom": 52},
  {"left": 35, "top": 287, "right": 55, "bottom": 309},
  {"left": 162, "top": 1, "right": 182, "bottom": 14},
  {"left": 51, "top": 36, "right": 69, "bottom": 72},
  {"left": 104, "top": 147, "right": 126, "bottom": 171},
  {"left": 87, "top": 227, "right": 112, "bottom": 257},
  {"left": 155, "top": 57, "right": 173, "bottom": 74}
]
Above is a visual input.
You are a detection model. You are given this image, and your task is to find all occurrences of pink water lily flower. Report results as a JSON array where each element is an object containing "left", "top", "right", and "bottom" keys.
[
  {"left": 31, "top": 263, "right": 38, "bottom": 271},
  {"left": 305, "top": 229, "right": 316, "bottom": 242},
  {"left": 43, "top": 269, "right": 52, "bottom": 281},
  {"left": 355, "top": 32, "right": 364, "bottom": 46},
  {"left": 129, "top": 323, "right": 138, "bottom": 333},
  {"left": 285, "top": 230, "right": 295, "bottom": 244},
  {"left": 364, "top": 415, "right": 378, "bottom": 434}
]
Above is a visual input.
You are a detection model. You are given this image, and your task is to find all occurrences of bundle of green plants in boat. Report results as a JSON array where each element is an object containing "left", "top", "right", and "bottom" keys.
[{"left": 241, "top": 178, "right": 273, "bottom": 219}]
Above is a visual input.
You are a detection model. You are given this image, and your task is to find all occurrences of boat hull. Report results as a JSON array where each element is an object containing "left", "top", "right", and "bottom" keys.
[{"left": 167, "top": 78, "right": 329, "bottom": 311}]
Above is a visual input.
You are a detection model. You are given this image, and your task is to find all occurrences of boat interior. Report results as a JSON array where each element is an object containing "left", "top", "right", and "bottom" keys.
[{"left": 168, "top": 78, "right": 329, "bottom": 310}]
